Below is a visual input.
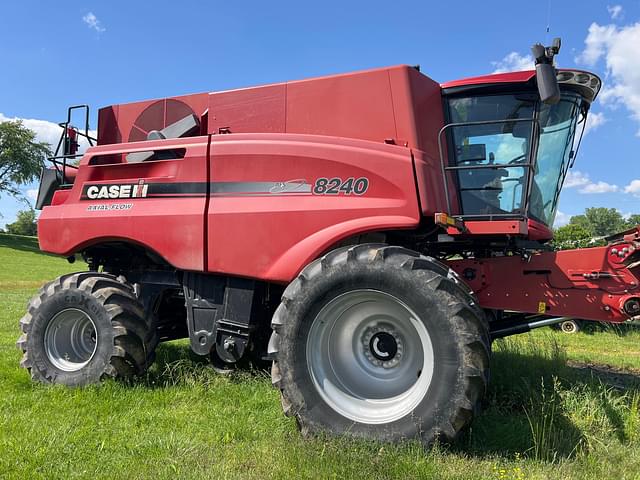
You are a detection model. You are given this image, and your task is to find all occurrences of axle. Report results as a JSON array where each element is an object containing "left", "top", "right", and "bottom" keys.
[{"left": 490, "top": 316, "right": 573, "bottom": 339}]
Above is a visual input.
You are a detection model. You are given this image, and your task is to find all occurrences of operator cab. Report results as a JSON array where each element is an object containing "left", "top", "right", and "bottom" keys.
[
  {"left": 439, "top": 39, "right": 601, "bottom": 239},
  {"left": 444, "top": 87, "right": 589, "bottom": 225}
]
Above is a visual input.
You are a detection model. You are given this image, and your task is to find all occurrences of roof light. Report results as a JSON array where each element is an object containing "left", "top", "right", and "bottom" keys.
[
  {"left": 556, "top": 70, "right": 601, "bottom": 101},
  {"left": 557, "top": 71, "right": 574, "bottom": 82}
]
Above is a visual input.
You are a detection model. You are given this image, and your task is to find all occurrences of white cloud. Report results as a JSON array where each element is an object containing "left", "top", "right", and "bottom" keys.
[
  {"left": 564, "top": 176, "right": 640, "bottom": 196},
  {"left": 554, "top": 210, "right": 570, "bottom": 227},
  {"left": 579, "top": 181, "right": 619, "bottom": 193},
  {"left": 0, "top": 112, "right": 96, "bottom": 153},
  {"left": 82, "top": 12, "right": 105, "bottom": 33},
  {"left": 607, "top": 5, "right": 623, "bottom": 20},
  {"left": 584, "top": 111, "right": 607, "bottom": 135},
  {"left": 576, "top": 23, "right": 617, "bottom": 65},
  {"left": 1, "top": 112, "right": 64, "bottom": 149},
  {"left": 564, "top": 170, "right": 619, "bottom": 193},
  {"left": 624, "top": 179, "right": 640, "bottom": 196},
  {"left": 577, "top": 22, "right": 640, "bottom": 135},
  {"left": 492, "top": 52, "right": 534, "bottom": 74},
  {"left": 26, "top": 189, "right": 38, "bottom": 201},
  {"left": 564, "top": 170, "right": 590, "bottom": 188}
]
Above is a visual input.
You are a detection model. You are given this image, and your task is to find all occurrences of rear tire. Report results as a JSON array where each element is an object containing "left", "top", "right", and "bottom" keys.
[
  {"left": 269, "top": 244, "right": 490, "bottom": 446},
  {"left": 17, "top": 272, "right": 157, "bottom": 386}
]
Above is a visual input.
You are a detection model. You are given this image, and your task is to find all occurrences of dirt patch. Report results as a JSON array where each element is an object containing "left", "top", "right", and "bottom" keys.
[
  {"left": 568, "top": 360, "right": 640, "bottom": 390},
  {"left": 0, "top": 280, "right": 44, "bottom": 290}
]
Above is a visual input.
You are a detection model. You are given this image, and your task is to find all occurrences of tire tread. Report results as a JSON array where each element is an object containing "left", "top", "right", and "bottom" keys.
[
  {"left": 269, "top": 244, "right": 490, "bottom": 445},
  {"left": 17, "top": 272, "right": 157, "bottom": 384}
]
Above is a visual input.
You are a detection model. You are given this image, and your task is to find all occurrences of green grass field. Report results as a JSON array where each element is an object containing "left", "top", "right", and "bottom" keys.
[{"left": 1, "top": 233, "right": 640, "bottom": 479}]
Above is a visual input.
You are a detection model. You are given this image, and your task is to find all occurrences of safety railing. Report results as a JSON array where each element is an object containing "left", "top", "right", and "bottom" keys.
[
  {"left": 437, "top": 117, "right": 538, "bottom": 221},
  {"left": 48, "top": 105, "right": 97, "bottom": 186}
]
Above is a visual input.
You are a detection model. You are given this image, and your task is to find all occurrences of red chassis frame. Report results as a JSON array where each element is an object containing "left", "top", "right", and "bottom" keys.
[{"left": 447, "top": 227, "right": 640, "bottom": 322}]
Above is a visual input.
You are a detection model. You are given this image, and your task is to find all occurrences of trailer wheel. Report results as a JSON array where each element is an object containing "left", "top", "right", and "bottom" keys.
[
  {"left": 17, "top": 272, "right": 157, "bottom": 386},
  {"left": 560, "top": 319, "right": 580, "bottom": 334},
  {"left": 269, "top": 245, "right": 490, "bottom": 445}
]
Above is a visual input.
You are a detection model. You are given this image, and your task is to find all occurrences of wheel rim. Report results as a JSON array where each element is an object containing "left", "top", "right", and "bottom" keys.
[
  {"left": 561, "top": 321, "right": 577, "bottom": 333},
  {"left": 306, "top": 289, "right": 434, "bottom": 424},
  {"left": 44, "top": 308, "right": 98, "bottom": 372}
]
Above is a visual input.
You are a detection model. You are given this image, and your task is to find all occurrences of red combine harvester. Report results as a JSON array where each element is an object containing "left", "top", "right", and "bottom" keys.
[{"left": 19, "top": 39, "right": 640, "bottom": 445}]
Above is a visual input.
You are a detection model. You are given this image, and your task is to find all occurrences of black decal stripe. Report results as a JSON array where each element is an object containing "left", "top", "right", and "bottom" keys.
[
  {"left": 145, "top": 194, "right": 207, "bottom": 198},
  {"left": 80, "top": 181, "right": 313, "bottom": 199},
  {"left": 147, "top": 182, "right": 208, "bottom": 195}
]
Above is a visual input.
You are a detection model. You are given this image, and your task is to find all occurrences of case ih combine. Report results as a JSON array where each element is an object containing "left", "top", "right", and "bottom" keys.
[{"left": 18, "top": 39, "right": 640, "bottom": 445}]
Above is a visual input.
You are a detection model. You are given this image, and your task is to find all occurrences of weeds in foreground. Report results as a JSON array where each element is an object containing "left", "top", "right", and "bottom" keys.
[
  {"left": 480, "top": 334, "right": 640, "bottom": 464},
  {"left": 625, "top": 392, "right": 640, "bottom": 443},
  {"left": 524, "top": 377, "right": 584, "bottom": 461}
]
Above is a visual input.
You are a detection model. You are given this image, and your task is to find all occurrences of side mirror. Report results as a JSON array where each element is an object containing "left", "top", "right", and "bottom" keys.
[{"left": 531, "top": 39, "right": 561, "bottom": 105}]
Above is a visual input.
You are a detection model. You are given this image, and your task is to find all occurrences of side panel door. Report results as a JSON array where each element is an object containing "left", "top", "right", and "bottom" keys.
[
  {"left": 39, "top": 136, "right": 210, "bottom": 271},
  {"left": 206, "top": 134, "right": 421, "bottom": 283}
]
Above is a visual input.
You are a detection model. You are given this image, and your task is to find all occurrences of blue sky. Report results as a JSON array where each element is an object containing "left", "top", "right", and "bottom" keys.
[{"left": 1, "top": 0, "right": 639, "bottom": 227}]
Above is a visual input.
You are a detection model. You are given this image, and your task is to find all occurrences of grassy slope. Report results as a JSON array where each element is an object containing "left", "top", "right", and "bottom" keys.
[{"left": 1, "top": 233, "right": 640, "bottom": 479}]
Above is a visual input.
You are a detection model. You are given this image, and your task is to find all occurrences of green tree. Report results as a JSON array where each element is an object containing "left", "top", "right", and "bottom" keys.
[
  {"left": 569, "top": 207, "right": 626, "bottom": 237},
  {"left": 0, "top": 120, "right": 50, "bottom": 205},
  {"left": 553, "top": 223, "right": 593, "bottom": 250},
  {"left": 624, "top": 214, "right": 640, "bottom": 229},
  {"left": 5, "top": 209, "right": 38, "bottom": 236}
]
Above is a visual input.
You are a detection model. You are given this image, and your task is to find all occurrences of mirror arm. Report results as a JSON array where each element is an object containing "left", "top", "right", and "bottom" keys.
[{"left": 532, "top": 37, "right": 562, "bottom": 105}]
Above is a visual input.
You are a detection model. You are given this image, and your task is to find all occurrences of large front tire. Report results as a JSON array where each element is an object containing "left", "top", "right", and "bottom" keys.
[
  {"left": 269, "top": 245, "right": 490, "bottom": 445},
  {"left": 17, "top": 272, "right": 157, "bottom": 386}
]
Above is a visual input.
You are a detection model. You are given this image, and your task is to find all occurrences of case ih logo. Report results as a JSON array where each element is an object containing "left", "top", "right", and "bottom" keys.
[{"left": 83, "top": 180, "right": 148, "bottom": 200}]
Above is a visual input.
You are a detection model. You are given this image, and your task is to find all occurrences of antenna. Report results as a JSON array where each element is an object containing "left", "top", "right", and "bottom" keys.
[{"left": 545, "top": 0, "right": 552, "bottom": 42}]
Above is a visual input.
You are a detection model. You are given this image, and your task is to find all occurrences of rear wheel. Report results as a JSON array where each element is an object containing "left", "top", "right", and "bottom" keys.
[
  {"left": 269, "top": 244, "right": 490, "bottom": 445},
  {"left": 17, "top": 272, "right": 157, "bottom": 386}
]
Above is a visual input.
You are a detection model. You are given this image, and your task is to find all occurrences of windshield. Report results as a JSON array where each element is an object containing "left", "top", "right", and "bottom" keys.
[
  {"left": 446, "top": 92, "right": 583, "bottom": 226},
  {"left": 531, "top": 95, "right": 583, "bottom": 224}
]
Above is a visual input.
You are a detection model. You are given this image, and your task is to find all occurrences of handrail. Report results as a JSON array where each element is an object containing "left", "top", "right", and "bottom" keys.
[
  {"left": 48, "top": 105, "right": 96, "bottom": 185},
  {"left": 437, "top": 117, "right": 538, "bottom": 217},
  {"left": 444, "top": 162, "right": 533, "bottom": 171}
]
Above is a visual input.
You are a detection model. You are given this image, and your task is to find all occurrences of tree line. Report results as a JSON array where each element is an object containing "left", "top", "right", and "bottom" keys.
[
  {"left": 553, "top": 208, "right": 640, "bottom": 250},
  {"left": 0, "top": 119, "right": 49, "bottom": 236}
]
